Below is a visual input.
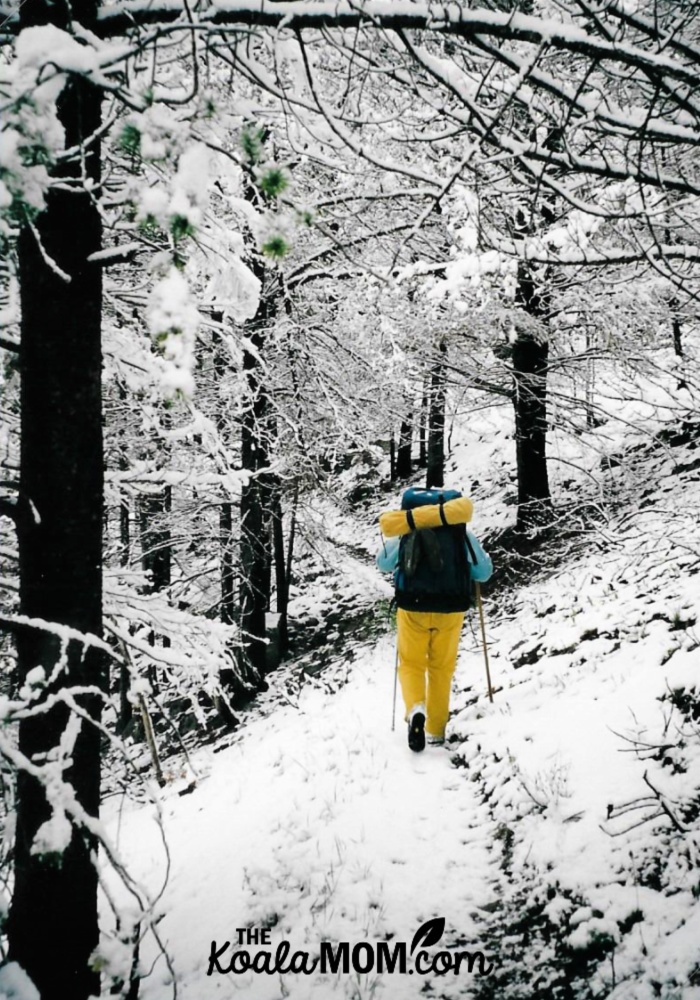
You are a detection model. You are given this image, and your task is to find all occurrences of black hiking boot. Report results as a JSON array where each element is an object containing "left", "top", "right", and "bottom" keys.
[{"left": 408, "top": 711, "right": 426, "bottom": 752}]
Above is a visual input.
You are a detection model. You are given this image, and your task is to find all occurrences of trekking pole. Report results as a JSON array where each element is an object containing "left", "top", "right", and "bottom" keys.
[
  {"left": 475, "top": 583, "right": 494, "bottom": 703},
  {"left": 391, "top": 641, "right": 399, "bottom": 731}
]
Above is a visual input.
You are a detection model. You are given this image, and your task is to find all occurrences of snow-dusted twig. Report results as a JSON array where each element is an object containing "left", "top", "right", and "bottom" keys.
[
  {"left": 642, "top": 770, "right": 687, "bottom": 834},
  {"left": 28, "top": 221, "right": 72, "bottom": 283}
]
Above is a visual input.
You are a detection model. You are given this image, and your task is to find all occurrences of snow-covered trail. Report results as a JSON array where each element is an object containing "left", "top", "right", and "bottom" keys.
[{"left": 104, "top": 634, "right": 496, "bottom": 1000}]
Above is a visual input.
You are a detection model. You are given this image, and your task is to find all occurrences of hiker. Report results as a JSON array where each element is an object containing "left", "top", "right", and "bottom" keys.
[{"left": 377, "top": 488, "right": 492, "bottom": 752}]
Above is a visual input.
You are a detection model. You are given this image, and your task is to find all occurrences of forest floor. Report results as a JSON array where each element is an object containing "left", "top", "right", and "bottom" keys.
[
  {"left": 103, "top": 359, "right": 700, "bottom": 1000},
  {"left": 104, "top": 633, "right": 496, "bottom": 1000}
]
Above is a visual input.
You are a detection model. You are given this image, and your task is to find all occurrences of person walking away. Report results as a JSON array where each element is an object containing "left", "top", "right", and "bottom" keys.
[{"left": 377, "top": 488, "right": 492, "bottom": 752}]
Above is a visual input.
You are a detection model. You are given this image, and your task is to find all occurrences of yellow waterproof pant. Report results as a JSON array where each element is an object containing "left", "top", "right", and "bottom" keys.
[{"left": 396, "top": 609, "right": 465, "bottom": 739}]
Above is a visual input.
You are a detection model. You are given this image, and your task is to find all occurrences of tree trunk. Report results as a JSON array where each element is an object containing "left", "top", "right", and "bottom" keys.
[
  {"left": 211, "top": 324, "right": 237, "bottom": 627},
  {"left": 139, "top": 486, "right": 171, "bottom": 691},
  {"left": 426, "top": 343, "right": 447, "bottom": 489},
  {"left": 139, "top": 488, "right": 172, "bottom": 595},
  {"left": 513, "top": 334, "right": 551, "bottom": 528},
  {"left": 513, "top": 258, "right": 552, "bottom": 530},
  {"left": 118, "top": 384, "right": 131, "bottom": 565},
  {"left": 396, "top": 416, "right": 413, "bottom": 479},
  {"left": 270, "top": 482, "right": 290, "bottom": 660},
  {"left": 9, "top": 3, "right": 105, "bottom": 994},
  {"left": 239, "top": 286, "right": 276, "bottom": 680},
  {"left": 585, "top": 325, "right": 596, "bottom": 430},
  {"left": 672, "top": 315, "right": 683, "bottom": 357},
  {"left": 220, "top": 499, "right": 236, "bottom": 625},
  {"left": 120, "top": 492, "right": 131, "bottom": 563},
  {"left": 239, "top": 476, "right": 271, "bottom": 679},
  {"left": 418, "top": 379, "right": 428, "bottom": 468},
  {"left": 118, "top": 485, "right": 133, "bottom": 732}
]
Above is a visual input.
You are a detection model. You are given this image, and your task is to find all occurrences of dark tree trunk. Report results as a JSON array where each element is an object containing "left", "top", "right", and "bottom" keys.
[
  {"left": 284, "top": 484, "right": 298, "bottom": 654},
  {"left": 220, "top": 500, "right": 235, "bottom": 625},
  {"left": 389, "top": 430, "right": 396, "bottom": 481},
  {"left": 120, "top": 492, "right": 130, "bottom": 562},
  {"left": 9, "top": 2, "right": 106, "bottom": 996},
  {"left": 426, "top": 343, "right": 447, "bottom": 489},
  {"left": 513, "top": 334, "right": 551, "bottom": 528},
  {"left": 118, "top": 480, "right": 133, "bottom": 732},
  {"left": 236, "top": 162, "right": 282, "bottom": 681},
  {"left": 418, "top": 379, "right": 428, "bottom": 468},
  {"left": 211, "top": 324, "right": 237, "bottom": 627},
  {"left": 139, "top": 485, "right": 171, "bottom": 690},
  {"left": 239, "top": 474, "right": 271, "bottom": 679},
  {"left": 585, "top": 326, "right": 596, "bottom": 430},
  {"left": 271, "top": 484, "right": 294, "bottom": 659},
  {"left": 513, "top": 258, "right": 552, "bottom": 530},
  {"left": 396, "top": 416, "right": 413, "bottom": 479},
  {"left": 672, "top": 315, "right": 683, "bottom": 358},
  {"left": 239, "top": 287, "right": 276, "bottom": 680},
  {"left": 139, "top": 488, "right": 172, "bottom": 595},
  {"left": 116, "top": 390, "right": 132, "bottom": 733},
  {"left": 118, "top": 384, "right": 131, "bottom": 566},
  {"left": 508, "top": 115, "right": 558, "bottom": 530},
  {"left": 671, "top": 312, "right": 688, "bottom": 389}
]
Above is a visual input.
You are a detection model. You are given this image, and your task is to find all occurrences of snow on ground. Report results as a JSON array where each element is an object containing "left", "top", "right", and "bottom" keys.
[
  {"left": 445, "top": 380, "right": 700, "bottom": 998},
  {"left": 103, "top": 634, "right": 497, "bottom": 1000},
  {"left": 102, "top": 357, "right": 700, "bottom": 999},
  {"left": 451, "top": 558, "right": 700, "bottom": 998}
]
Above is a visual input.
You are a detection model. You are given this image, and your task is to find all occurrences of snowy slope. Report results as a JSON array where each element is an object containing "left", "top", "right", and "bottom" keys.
[
  {"left": 102, "top": 637, "right": 497, "bottom": 1000},
  {"left": 101, "top": 358, "right": 700, "bottom": 1000}
]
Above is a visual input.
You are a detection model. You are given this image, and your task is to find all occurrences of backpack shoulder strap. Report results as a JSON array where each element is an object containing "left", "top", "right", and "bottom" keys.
[{"left": 465, "top": 532, "right": 477, "bottom": 564}]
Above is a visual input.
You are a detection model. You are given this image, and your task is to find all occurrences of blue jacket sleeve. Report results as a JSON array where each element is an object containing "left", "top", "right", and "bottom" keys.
[
  {"left": 466, "top": 530, "right": 493, "bottom": 583},
  {"left": 376, "top": 535, "right": 400, "bottom": 573},
  {"left": 377, "top": 532, "right": 492, "bottom": 581}
]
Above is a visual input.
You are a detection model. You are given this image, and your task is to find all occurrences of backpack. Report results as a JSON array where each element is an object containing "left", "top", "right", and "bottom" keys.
[{"left": 394, "top": 488, "right": 474, "bottom": 613}]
